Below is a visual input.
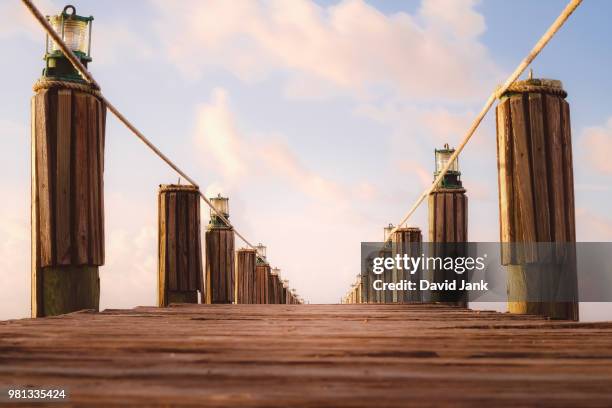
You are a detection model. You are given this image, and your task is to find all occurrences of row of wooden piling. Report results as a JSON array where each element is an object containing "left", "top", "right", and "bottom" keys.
[
  {"left": 30, "top": 82, "right": 302, "bottom": 318},
  {"left": 344, "top": 77, "right": 579, "bottom": 321},
  {"left": 156, "top": 183, "right": 305, "bottom": 307}
]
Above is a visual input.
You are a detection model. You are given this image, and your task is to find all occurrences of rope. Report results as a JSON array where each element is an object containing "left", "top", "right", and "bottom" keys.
[
  {"left": 21, "top": 1, "right": 266, "bottom": 269},
  {"left": 383, "top": 0, "right": 582, "bottom": 245},
  {"left": 33, "top": 78, "right": 102, "bottom": 97}
]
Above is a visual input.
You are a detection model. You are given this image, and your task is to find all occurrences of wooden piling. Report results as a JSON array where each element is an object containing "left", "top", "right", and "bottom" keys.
[
  {"left": 205, "top": 196, "right": 235, "bottom": 304},
  {"left": 268, "top": 268, "right": 279, "bottom": 304},
  {"left": 235, "top": 248, "right": 256, "bottom": 304},
  {"left": 496, "top": 78, "right": 578, "bottom": 320},
  {"left": 158, "top": 185, "right": 203, "bottom": 307},
  {"left": 255, "top": 260, "right": 270, "bottom": 304},
  {"left": 428, "top": 188, "right": 468, "bottom": 306},
  {"left": 391, "top": 227, "right": 423, "bottom": 303},
  {"left": 31, "top": 84, "right": 106, "bottom": 317}
]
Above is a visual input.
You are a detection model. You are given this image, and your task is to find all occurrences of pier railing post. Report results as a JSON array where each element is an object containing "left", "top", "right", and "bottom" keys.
[
  {"left": 31, "top": 5, "right": 104, "bottom": 317},
  {"left": 255, "top": 244, "right": 269, "bottom": 304},
  {"left": 391, "top": 227, "right": 423, "bottom": 303},
  {"left": 235, "top": 248, "right": 256, "bottom": 304},
  {"left": 496, "top": 78, "right": 578, "bottom": 320},
  {"left": 428, "top": 144, "right": 468, "bottom": 307},
  {"left": 205, "top": 194, "right": 235, "bottom": 304},
  {"left": 158, "top": 184, "right": 203, "bottom": 306}
]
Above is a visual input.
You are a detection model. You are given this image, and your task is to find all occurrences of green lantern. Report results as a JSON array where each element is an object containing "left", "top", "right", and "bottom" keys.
[
  {"left": 43, "top": 5, "right": 93, "bottom": 81},
  {"left": 209, "top": 194, "right": 229, "bottom": 227},
  {"left": 434, "top": 143, "right": 462, "bottom": 188}
]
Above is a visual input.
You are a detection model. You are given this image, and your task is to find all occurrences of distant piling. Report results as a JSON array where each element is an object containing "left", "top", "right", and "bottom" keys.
[
  {"left": 158, "top": 184, "right": 203, "bottom": 306},
  {"left": 235, "top": 248, "right": 257, "bottom": 304},
  {"left": 496, "top": 78, "right": 578, "bottom": 320},
  {"left": 205, "top": 195, "right": 235, "bottom": 304},
  {"left": 428, "top": 144, "right": 468, "bottom": 306},
  {"left": 391, "top": 227, "right": 423, "bottom": 303},
  {"left": 255, "top": 244, "right": 269, "bottom": 304}
]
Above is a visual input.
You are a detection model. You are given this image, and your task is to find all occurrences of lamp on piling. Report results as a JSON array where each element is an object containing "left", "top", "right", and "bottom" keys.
[
  {"left": 256, "top": 243, "right": 267, "bottom": 262},
  {"left": 434, "top": 143, "right": 462, "bottom": 188},
  {"left": 209, "top": 194, "right": 229, "bottom": 227},
  {"left": 44, "top": 5, "right": 93, "bottom": 81}
]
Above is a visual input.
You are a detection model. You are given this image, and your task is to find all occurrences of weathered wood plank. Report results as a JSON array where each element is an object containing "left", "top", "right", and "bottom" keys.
[
  {"left": 55, "top": 89, "right": 72, "bottom": 265},
  {"left": 510, "top": 96, "right": 537, "bottom": 246},
  {"left": 545, "top": 95, "right": 567, "bottom": 243},
  {"left": 73, "top": 92, "right": 90, "bottom": 264},
  {"left": 35, "top": 90, "right": 53, "bottom": 267},
  {"left": 2, "top": 304, "right": 612, "bottom": 407},
  {"left": 166, "top": 193, "right": 177, "bottom": 291}
]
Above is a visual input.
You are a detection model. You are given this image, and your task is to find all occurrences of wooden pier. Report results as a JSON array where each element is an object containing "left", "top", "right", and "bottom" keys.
[{"left": 1, "top": 304, "right": 612, "bottom": 406}]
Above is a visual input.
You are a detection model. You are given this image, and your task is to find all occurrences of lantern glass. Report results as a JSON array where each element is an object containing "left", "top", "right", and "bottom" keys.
[
  {"left": 210, "top": 194, "right": 229, "bottom": 217},
  {"left": 47, "top": 10, "right": 91, "bottom": 56},
  {"left": 435, "top": 150, "right": 458, "bottom": 173},
  {"left": 282, "top": 279, "right": 289, "bottom": 288},
  {"left": 256, "top": 243, "right": 267, "bottom": 259},
  {"left": 383, "top": 223, "right": 395, "bottom": 241}
]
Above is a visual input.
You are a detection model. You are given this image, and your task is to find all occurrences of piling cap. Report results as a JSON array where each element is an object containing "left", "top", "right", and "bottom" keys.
[
  {"left": 159, "top": 184, "right": 199, "bottom": 193},
  {"left": 501, "top": 77, "right": 567, "bottom": 99}
]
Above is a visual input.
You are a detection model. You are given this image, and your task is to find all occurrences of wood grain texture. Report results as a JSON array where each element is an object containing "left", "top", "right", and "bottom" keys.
[
  {"left": 255, "top": 263, "right": 270, "bottom": 304},
  {"left": 236, "top": 249, "right": 257, "bottom": 304},
  {"left": 2, "top": 304, "right": 612, "bottom": 407},
  {"left": 205, "top": 228, "right": 235, "bottom": 304},
  {"left": 31, "top": 87, "right": 106, "bottom": 317},
  {"left": 158, "top": 185, "right": 202, "bottom": 307},
  {"left": 496, "top": 86, "right": 578, "bottom": 320},
  {"left": 32, "top": 88, "right": 105, "bottom": 268},
  {"left": 391, "top": 228, "right": 422, "bottom": 303}
]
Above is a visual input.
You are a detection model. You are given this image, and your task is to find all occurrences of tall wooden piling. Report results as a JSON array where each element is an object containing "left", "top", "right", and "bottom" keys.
[
  {"left": 158, "top": 185, "right": 203, "bottom": 306},
  {"left": 205, "top": 195, "right": 234, "bottom": 304},
  {"left": 428, "top": 144, "right": 468, "bottom": 306},
  {"left": 496, "top": 78, "right": 578, "bottom": 320},
  {"left": 282, "top": 279, "right": 289, "bottom": 304},
  {"left": 31, "top": 81, "right": 106, "bottom": 317},
  {"left": 235, "top": 248, "right": 257, "bottom": 304},
  {"left": 391, "top": 227, "right": 423, "bottom": 303},
  {"left": 255, "top": 245, "right": 270, "bottom": 304},
  {"left": 268, "top": 267, "right": 280, "bottom": 304}
]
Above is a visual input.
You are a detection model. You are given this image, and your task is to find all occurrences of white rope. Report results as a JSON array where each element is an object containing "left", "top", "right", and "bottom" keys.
[
  {"left": 20, "top": 0, "right": 271, "bottom": 276},
  {"left": 383, "top": 0, "right": 583, "bottom": 245}
]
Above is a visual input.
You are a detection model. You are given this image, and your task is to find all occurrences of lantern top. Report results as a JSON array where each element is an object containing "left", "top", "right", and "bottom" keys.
[
  {"left": 434, "top": 143, "right": 462, "bottom": 189},
  {"left": 209, "top": 193, "right": 230, "bottom": 228},
  {"left": 255, "top": 243, "right": 267, "bottom": 260},
  {"left": 43, "top": 5, "right": 94, "bottom": 81},
  {"left": 383, "top": 223, "right": 395, "bottom": 241}
]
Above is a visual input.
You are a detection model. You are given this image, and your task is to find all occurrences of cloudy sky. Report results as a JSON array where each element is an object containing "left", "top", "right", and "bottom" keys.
[{"left": 1, "top": 0, "right": 611, "bottom": 320}]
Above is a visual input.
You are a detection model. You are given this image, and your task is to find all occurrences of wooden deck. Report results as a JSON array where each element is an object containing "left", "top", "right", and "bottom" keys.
[{"left": 1, "top": 304, "right": 612, "bottom": 407}]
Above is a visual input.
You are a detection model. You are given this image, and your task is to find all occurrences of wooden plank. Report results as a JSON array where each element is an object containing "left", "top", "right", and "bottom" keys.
[
  {"left": 177, "top": 193, "right": 188, "bottom": 291},
  {"left": 527, "top": 93, "right": 552, "bottom": 243},
  {"left": 445, "top": 193, "right": 455, "bottom": 243},
  {"left": 158, "top": 191, "right": 167, "bottom": 307},
  {"left": 428, "top": 195, "right": 435, "bottom": 242},
  {"left": 55, "top": 89, "right": 72, "bottom": 265},
  {"left": 35, "top": 90, "right": 53, "bottom": 267},
  {"left": 455, "top": 194, "right": 465, "bottom": 243},
  {"left": 434, "top": 193, "right": 445, "bottom": 243},
  {"left": 187, "top": 193, "right": 198, "bottom": 291},
  {"left": 166, "top": 193, "right": 177, "bottom": 291},
  {"left": 544, "top": 95, "right": 567, "bottom": 243},
  {"left": 87, "top": 94, "right": 101, "bottom": 265},
  {"left": 31, "top": 96, "right": 42, "bottom": 317},
  {"left": 509, "top": 96, "right": 537, "bottom": 259},
  {"left": 2, "top": 304, "right": 612, "bottom": 406},
  {"left": 561, "top": 99, "right": 576, "bottom": 242},
  {"left": 73, "top": 92, "right": 90, "bottom": 264},
  {"left": 96, "top": 99, "right": 106, "bottom": 263}
]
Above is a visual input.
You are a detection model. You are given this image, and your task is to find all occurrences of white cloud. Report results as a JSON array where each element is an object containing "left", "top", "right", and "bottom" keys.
[
  {"left": 580, "top": 117, "right": 612, "bottom": 174},
  {"left": 152, "top": 0, "right": 500, "bottom": 102}
]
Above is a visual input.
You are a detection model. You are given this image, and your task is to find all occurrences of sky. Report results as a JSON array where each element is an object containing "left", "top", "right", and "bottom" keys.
[{"left": 1, "top": 0, "right": 611, "bottom": 320}]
